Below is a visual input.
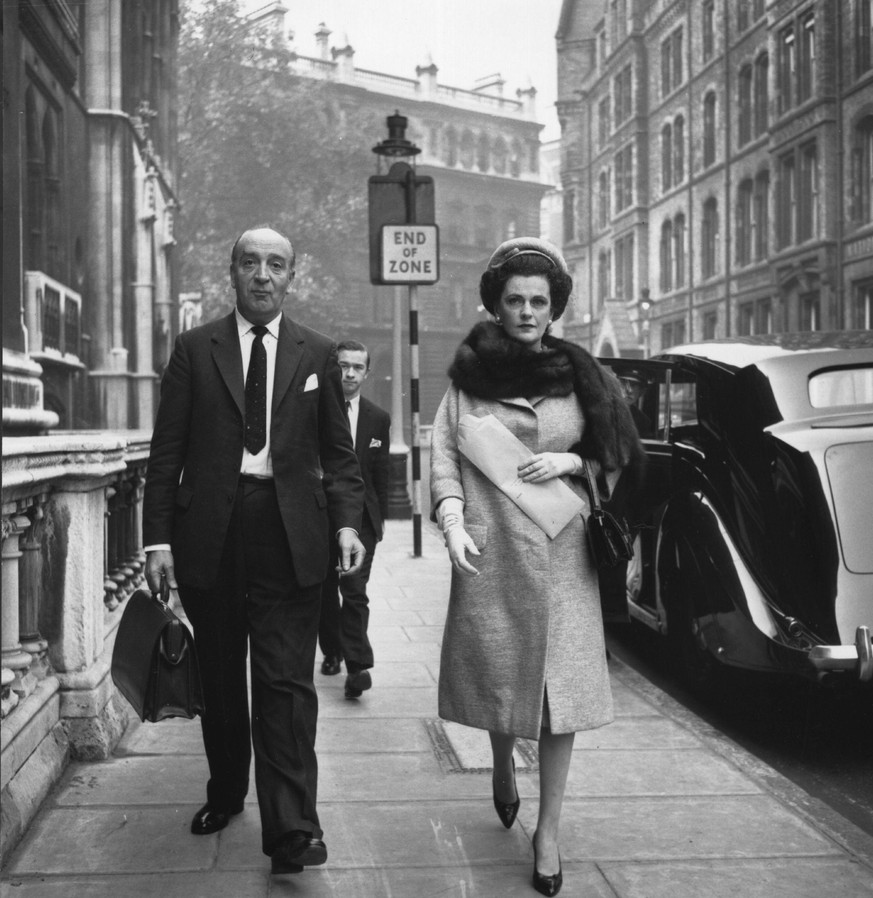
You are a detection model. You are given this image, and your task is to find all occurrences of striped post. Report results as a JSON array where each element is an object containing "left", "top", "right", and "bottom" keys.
[{"left": 408, "top": 283, "right": 422, "bottom": 557}]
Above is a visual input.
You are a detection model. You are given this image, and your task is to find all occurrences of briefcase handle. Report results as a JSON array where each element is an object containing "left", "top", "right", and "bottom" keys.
[{"left": 155, "top": 574, "right": 171, "bottom": 610}]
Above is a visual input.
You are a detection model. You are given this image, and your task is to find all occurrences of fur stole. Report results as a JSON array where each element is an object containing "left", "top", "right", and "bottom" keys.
[{"left": 448, "top": 321, "right": 645, "bottom": 479}]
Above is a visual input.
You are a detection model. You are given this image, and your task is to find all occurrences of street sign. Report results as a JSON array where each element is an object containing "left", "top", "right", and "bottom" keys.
[
  {"left": 380, "top": 225, "right": 439, "bottom": 284},
  {"left": 367, "top": 161, "right": 435, "bottom": 285}
]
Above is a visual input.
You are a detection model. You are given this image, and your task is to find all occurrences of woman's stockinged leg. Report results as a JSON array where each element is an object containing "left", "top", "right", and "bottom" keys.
[
  {"left": 489, "top": 731, "right": 518, "bottom": 804},
  {"left": 534, "top": 730, "right": 575, "bottom": 874}
]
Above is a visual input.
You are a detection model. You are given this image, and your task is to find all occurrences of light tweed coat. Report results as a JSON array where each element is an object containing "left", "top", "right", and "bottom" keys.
[{"left": 430, "top": 384, "right": 614, "bottom": 740}]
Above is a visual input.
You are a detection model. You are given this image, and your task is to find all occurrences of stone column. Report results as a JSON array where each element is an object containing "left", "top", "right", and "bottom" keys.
[
  {"left": 20, "top": 497, "right": 50, "bottom": 676},
  {"left": 1, "top": 514, "right": 35, "bottom": 713}
]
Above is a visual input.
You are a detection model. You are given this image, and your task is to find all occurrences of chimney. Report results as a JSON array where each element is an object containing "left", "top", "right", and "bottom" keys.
[
  {"left": 473, "top": 73, "right": 505, "bottom": 96},
  {"left": 332, "top": 33, "right": 355, "bottom": 80},
  {"left": 416, "top": 54, "right": 439, "bottom": 96},
  {"left": 315, "top": 22, "right": 331, "bottom": 60}
]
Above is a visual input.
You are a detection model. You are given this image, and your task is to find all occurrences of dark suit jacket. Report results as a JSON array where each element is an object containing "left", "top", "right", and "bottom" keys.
[
  {"left": 142, "top": 312, "right": 364, "bottom": 589},
  {"left": 352, "top": 396, "right": 391, "bottom": 541}
]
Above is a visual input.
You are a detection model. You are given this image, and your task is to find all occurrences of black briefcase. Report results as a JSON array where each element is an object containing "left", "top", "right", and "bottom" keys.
[{"left": 111, "top": 580, "right": 205, "bottom": 722}]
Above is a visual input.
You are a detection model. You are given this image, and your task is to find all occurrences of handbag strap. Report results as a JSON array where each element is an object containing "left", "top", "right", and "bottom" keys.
[{"left": 582, "top": 459, "right": 603, "bottom": 512}]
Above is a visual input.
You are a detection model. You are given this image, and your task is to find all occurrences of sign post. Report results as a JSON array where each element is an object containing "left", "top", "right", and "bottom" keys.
[{"left": 369, "top": 113, "right": 437, "bottom": 557}]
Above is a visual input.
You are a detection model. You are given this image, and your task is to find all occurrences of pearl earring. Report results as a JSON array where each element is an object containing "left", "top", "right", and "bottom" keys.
[{"left": 495, "top": 316, "right": 501, "bottom": 323}]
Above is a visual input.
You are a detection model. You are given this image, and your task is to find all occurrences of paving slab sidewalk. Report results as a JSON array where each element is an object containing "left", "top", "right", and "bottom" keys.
[{"left": 2, "top": 520, "right": 872, "bottom": 898}]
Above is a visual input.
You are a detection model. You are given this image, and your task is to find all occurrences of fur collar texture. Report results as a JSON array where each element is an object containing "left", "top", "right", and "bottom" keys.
[{"left": 448, "top": 321, "right": 645, "bottom": 476}]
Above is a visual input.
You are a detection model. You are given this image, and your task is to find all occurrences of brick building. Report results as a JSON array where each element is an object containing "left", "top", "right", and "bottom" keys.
[
  {"left": 556, "top": 0, "right": 873, "bottom": 357},
  {"left": 2, "top": 0, "right": 180, "bottom": 433}
]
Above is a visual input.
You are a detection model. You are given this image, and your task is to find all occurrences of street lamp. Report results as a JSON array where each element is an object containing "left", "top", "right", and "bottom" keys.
[{"left": 639, "top": 289, "right": 652, "bottom": 358}]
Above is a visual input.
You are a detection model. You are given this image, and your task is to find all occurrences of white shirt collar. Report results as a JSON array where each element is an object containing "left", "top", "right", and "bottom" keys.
[
  {"left": 346, "top": 394, "right": 361, "bottom": 410},
  {"left": 234, "top": 308, "right": 282, "bottom": 340}
]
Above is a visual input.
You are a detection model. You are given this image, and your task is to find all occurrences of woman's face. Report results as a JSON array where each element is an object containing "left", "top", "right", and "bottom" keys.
[{"left": 495, "top": 275, "right": 552, "bottom": 350}]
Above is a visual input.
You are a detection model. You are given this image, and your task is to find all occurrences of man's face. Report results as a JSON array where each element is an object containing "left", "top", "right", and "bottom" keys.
[
  {"left": 230, "top": 228, "right": 295, "bottom": 325},
  {"left": 338, "top": 349, "right": 369, "bottom": 400}
]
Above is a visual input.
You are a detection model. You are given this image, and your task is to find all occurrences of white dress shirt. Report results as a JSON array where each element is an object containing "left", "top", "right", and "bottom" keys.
[
  {"left": 345, "top": 394, "right": 360, "bottom": 450},
  {"left": 237, "top": 309, "right": 282, "bottom": 478}
]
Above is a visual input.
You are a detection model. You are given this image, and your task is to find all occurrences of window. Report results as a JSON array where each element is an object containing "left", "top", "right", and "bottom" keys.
[
  {"left": 753, "top": 0, "right": 765, "bottom": 19},
  {"left": 460, "top": 130, "right": 475, "bottom": 169},
  {"left": 853, "top": 281, "right": 873, "bottom": 329},
  {"left": 800, "top": 292, "right": 820, "bottom": 331},
  {"left": 598, "top": 170, "right": 610, "bottom": 229},
  {"left": 703, "top": 2, "right": 715, "bottom": 61},
  {"left": 674, "top": 213, "right": 687, "bottom": 287},
  {"left": 615, "top": 232, "right": 634, "bottom": 301},
  {"left": 777, "top": 151, "right": 797, "bottom": 247},
  {"left": 740, "top": 298, "right": 773, "bottom": 335},
  {"left": 661, "top": 123, "right": 673, "bottom": 191},
  {"left": 445, "top": 127, "right": 458, "bottom": 166},
  {"left": 476, "top": 134, "right": 490, "bottom": 172},
  {"left": 778, "top": 25, "right": 796, "bottom": 113},
  {"left": 853, "top": 115, "right": 873, "bottom": 223},
  {"left": 738, "top": 0, "right": 750, "bottom": 33},
  {"left": 702, "top": 197, "right": 720, "bottom": 278},
  {"left": 736, "top": 179, "right": 754, "bottom": 265},
  {"left": 661, "top": 318, "right": 687, "bottom": 348},
  {"left": 614, "top": 143, "right": 634, "bottom": 211},
  {"left": 739, "top": 65, "right": 753, "bottom": 146},
  {"left": 598, "top": 250, "right": 611, "bottom": 304},
  {"left": 809, "top": 366, "right": 873, "bottom": 407},
  {"left": 703, "top": 311, "right": 718, "bottom": 339},
  {"left": 857, "top": 0, "right": 872, "bottom": 77},
  {"left": 703, "top": 91, "right": 717, "bottom": 167},
  {"left": 798, "top": 141, "right": 819, "bottom": 242},
  {"left": 754, "top": 53, "right": 769, "bottom": 136},
  {"left": 661, "top": 28, "right": 684, "bottom": 97},
  {"left": 492, "top": 138, "right": 508, "bottom": 175},
  {"left": 614, "top": 64, "right": 633, "bottom": 124},
  {"left": 674, "top": 115, "right": 685, "bottom": 182},
  {"left": 798, "top": 12, "right": 816, "bottom": 104},
  {"left": 474, "top": 204, "right": 494, "bottom": 247},
  {"left": 598, "top": 96, "right": 611, "bottom": 147},
  {"left": 611, "top": 0, "right": 628, "bottom": 47},
  {"left": 599, "top": 29, "right": 608, "bottom": 69},
  {"left": 738, "top": 302, "right": 755, "bottom": 336},
  {"left": 660, "top": 219, "right": 674, "bottom": 292},
  {"left": 754, "top": 171, "right": 770, "bottom": 260},
  {"left": 564, "top": 188, "right": 576, "bottom": 243}
]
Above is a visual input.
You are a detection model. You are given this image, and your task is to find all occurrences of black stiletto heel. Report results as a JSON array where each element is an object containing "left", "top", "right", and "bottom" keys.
[
  {"left": 532, "top": 833, "right": 563, "bottom": 896},
  {"left": 492, "top": 757, "right": 520, "bottom": 829}
]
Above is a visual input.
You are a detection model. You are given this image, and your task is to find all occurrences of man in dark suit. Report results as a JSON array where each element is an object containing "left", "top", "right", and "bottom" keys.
[
  {"left": 318, "top": 340, "right": 391, "bottom": 699},
  {"left": 141, "top": 226, "right": 365, "bottom": 876}
]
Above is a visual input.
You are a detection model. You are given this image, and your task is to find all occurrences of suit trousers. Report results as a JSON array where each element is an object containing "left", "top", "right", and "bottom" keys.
[
  {"left": 178, "top": 478, "right": 322, "bottom": 854},
  {"left": 318, "top": 519, "right": 376, "bottom": 670}
]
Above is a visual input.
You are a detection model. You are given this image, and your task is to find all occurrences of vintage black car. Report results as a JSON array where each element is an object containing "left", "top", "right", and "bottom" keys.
[{"left": 600, "top": 332, "right": 873, "bottom": 689}]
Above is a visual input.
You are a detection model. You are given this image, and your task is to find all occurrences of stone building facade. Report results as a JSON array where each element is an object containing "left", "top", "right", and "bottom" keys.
[
  {"left": 247, "top": 3, "right": 548, "bottom": 424},
  {"left": 2, "top": 0, "right": 180, "bottom": 433},
  {"left": 556, "top": 0, "right": 873, "bottom": 357}
]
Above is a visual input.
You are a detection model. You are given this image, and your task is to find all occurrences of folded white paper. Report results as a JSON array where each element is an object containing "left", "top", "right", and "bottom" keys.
[{"left": 457, "top": 413, "right": 586, "bottom": 539}]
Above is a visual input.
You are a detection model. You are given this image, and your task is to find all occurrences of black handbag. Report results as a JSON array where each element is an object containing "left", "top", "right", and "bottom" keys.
[
  {"left": 583, "top": 460, "right": 634, "bottom": 569},
  {"left": 111, "top": 579, "right": 205, "bottom": 722}
]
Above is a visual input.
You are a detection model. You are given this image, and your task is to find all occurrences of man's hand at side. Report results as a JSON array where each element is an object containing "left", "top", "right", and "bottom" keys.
[{"left": 337, "top": 529, "right": 366, "bottom": 577}]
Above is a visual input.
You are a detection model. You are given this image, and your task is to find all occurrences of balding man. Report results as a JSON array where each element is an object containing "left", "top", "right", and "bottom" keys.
[{"left": 142, "top": 226, "right": 365, "bottom": 875}]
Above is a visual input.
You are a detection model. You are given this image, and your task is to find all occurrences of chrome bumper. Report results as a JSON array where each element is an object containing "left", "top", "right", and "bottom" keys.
[{"left": 809, "top": 625, "right": 873, "bottom": 682}]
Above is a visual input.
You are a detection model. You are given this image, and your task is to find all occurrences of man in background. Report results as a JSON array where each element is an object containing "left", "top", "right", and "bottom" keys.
[{"left": 318, "top": 340, "right": 390, "bottom": 699}]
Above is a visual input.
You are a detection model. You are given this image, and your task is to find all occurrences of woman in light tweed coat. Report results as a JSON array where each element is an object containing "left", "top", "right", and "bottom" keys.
[{"left": 430, "top": 238, "right": 644, "bottom": 897}]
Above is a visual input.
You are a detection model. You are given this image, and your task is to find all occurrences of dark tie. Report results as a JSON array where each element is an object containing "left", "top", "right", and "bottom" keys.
[{"left": 244, "top": 325, "right": 268, "bottom": 454}]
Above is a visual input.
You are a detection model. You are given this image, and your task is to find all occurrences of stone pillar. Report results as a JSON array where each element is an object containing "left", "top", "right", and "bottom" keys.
[
  {"left": 20, "top": 497, "right": 50, "bottom": 677},
  {"left": 1, "top": 514, "right": 35, "bottom": 713}
]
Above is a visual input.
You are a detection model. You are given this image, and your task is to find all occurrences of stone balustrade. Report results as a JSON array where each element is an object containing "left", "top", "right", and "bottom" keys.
[{"left": 0, "top": 431, "right": 152, "bottom": 863}]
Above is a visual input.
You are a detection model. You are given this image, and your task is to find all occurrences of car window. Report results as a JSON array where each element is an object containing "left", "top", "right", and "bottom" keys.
[
  {"left": 658, "top": 379, "right": 698, "bottom": 437},
  {"left": 808, "top": 365, "right": 873, "bottom": 408}
]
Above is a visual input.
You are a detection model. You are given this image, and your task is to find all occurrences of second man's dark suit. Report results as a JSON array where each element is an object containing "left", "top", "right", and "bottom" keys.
[{"left": 319, "top": 396, "right": 390, "bottom": 670}]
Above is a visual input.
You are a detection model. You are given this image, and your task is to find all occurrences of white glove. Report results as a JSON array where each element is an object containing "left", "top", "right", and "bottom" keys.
[
  {"left": 517, "top": 452, "right": 583, "bottom": 483},
  {"left": 436, "top": 497, "right": 480, "bottom": 575}
]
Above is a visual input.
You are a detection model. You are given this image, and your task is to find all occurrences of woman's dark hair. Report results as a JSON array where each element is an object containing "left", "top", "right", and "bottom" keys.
[{"left": 479, "top": 252, "right": 573, "bottom": 320}]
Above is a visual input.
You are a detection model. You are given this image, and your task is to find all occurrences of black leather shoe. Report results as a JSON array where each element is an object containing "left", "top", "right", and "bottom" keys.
[
  {"left": 344, "top": 669, "right": 372, "bottom": 698},
  {"left": 321, "top": 656, "right": 341, "bottom": 676},
  {"left": 190, "top": 801, "right": 244, "bottom": 835},
  {"left": 492, "top": 758, "right": 520, "bottom": 829},
  {"left": 532, "top": 835, "right": 563, "bottom": 896},
  {"left": 270, "top": 830, "right": 328, "bottom": 874}
]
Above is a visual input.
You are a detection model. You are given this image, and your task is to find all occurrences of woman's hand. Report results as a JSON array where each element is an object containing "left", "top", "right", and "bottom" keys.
[
  {"left": 445, "top": 526, "right": 481, "bottom": 575},
  {"left": 518, "top": 452, "right": 582, "bottom": 483}
]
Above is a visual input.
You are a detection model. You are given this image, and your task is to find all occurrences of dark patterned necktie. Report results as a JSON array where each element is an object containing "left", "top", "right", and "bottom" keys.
[{"left": 244, "top": 325, "right": 268, "bottom": 454}]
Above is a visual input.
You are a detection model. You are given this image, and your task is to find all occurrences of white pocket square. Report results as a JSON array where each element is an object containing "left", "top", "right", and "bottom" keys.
[
  {"left": 303, "top": 373, "right": 318, "bottom": 392},
  {"left": 369, "top": 438, "right": 382, "bottom": 448}
]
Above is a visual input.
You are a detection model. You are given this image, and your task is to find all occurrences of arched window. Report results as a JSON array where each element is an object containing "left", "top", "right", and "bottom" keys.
[
  {"left": 853, "top": 115, "right": 873, "bottom": 224},
  {"left": 476, "top": 133, "right": 490, "bottom": 172},
  {"left": 25, "top": 85, "right": 44, "bottom": 270},
  {"left": 661, "top": 123, "right": 673, "bottom": 191},
  {"left": 459, "top": 130, "right": 475, "bottom": 169},
  {"left": 445, "top": 127, "right": 458, "bottom": 167},
  {"left": 43, "top": 108, "right": 61, "bottom": 269},
  {"left": 660, "top": 219, "right": 674, "bottom": 292},
  {"left": 674, "top": 213, "right": 686, "bottom": 288},
  {"left": 703, "top": 92, "right": 717, "bottom": 167},
  {"left": 674, "top": 115, "right": 685, "bottom": 183},
  {"left": 754, "top": 53, "right": 769, "bottom": 136},
  {"left": 492, "top": 137, "right": 508, "bottom": 175},
  {"left": 702, "top": 198, "right": 719, "bottom": 278},
  {"left": 598, "top": 170, "right": 610, "bottom": 229},
  {"left": 510, "top": 139, "right": 523, "bottom": 177},
  {"left": 754, "top": 170, "right": 770, "bottom": 260},
  {"left": 598, "top": 249, "right": 611, "bottom": 304},
  {"left": 736, "top": 179, "right": 754, "bottom": 265},
  {"left": 738, "top": 65, "right": 753, "bottom": 146}
]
